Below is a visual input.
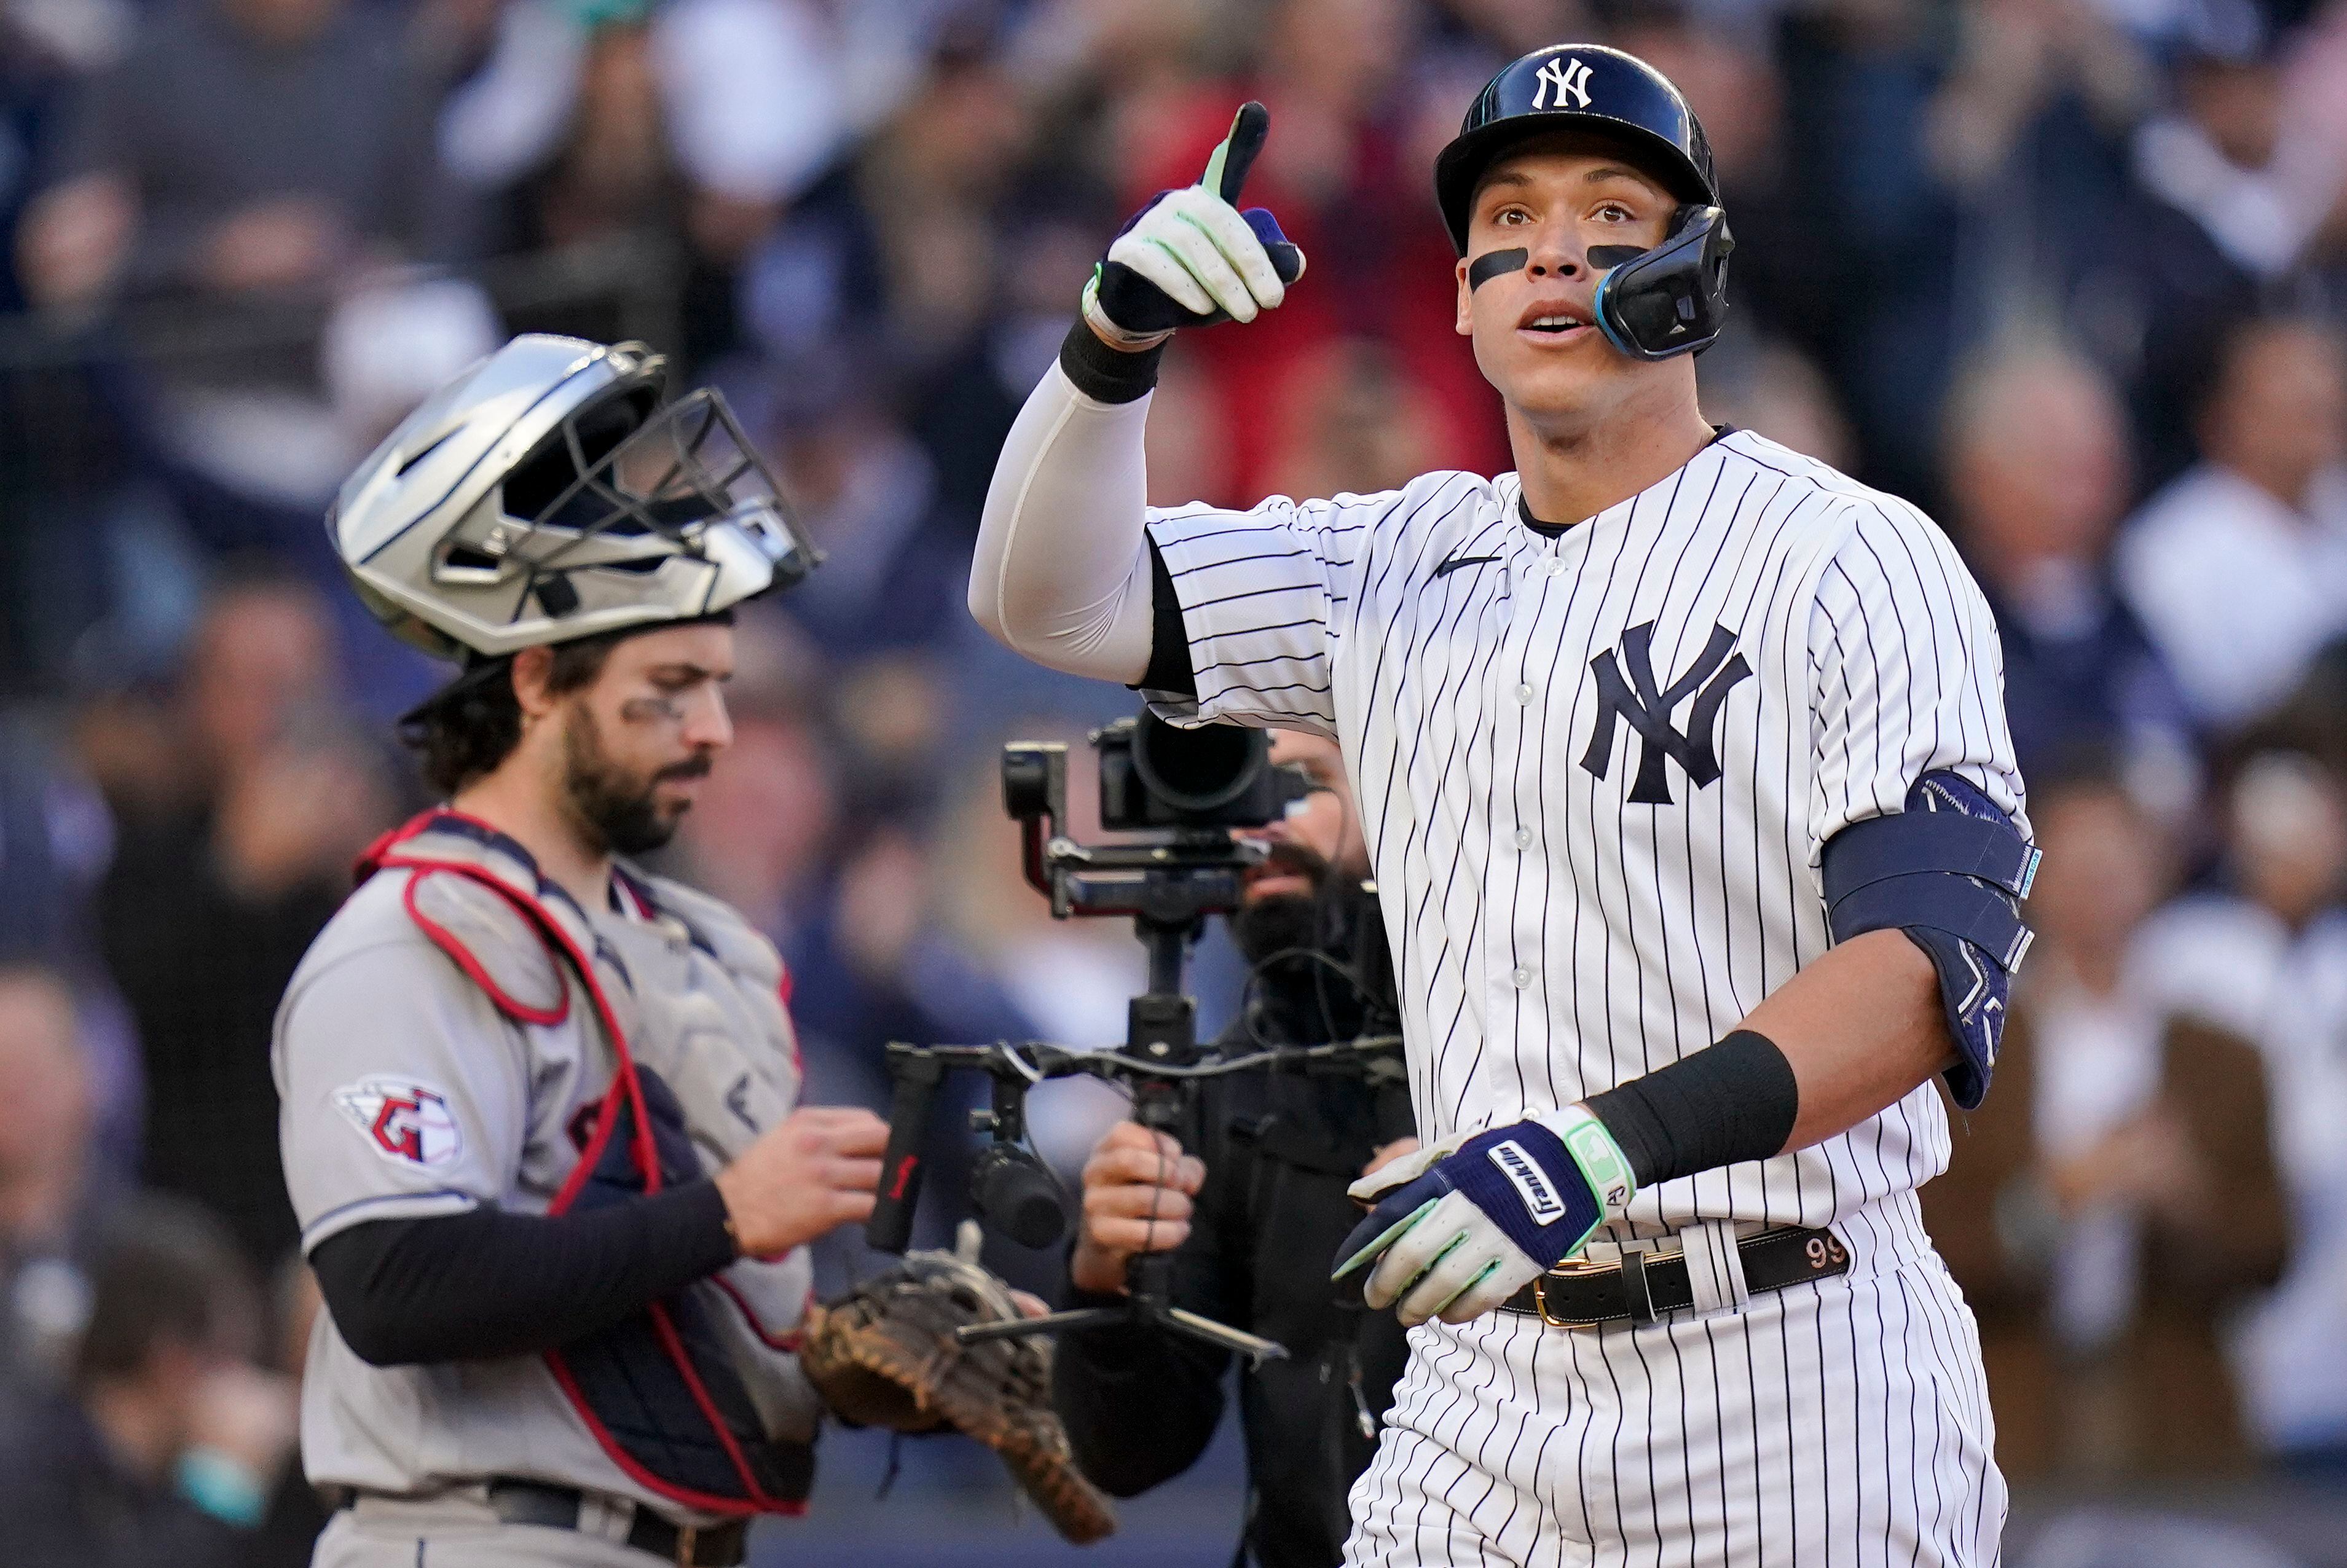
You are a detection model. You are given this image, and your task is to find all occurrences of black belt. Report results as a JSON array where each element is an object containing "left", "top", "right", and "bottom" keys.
[
  {"left": 1501, "top": 1226, "right": 1850, "bottom": 1329},
  {"left": 342, "top": 1480, "right": 749, "bottom": 1566}
]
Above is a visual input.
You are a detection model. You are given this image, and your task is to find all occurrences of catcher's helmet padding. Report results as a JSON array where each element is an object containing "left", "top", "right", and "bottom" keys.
[
  {"left": 1437, "top": 44, "right": 1732, "bottom": 360},
  {"left": 501, "top": 383, "right": 660, "bottom": 526}
]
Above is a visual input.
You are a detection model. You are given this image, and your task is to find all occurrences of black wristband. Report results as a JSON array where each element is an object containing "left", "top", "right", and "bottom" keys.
[
  {"left": 1059, "top": 317, "right": 1166, "bottom": 404},
  {"left": 1582, "top": 1029, "right": 1800, "bottom": 1191}
]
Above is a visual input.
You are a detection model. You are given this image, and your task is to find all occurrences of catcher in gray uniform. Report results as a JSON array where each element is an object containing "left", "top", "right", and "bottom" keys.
[{"left": 280, "top": 335, "right": 1108, "bottom": 1568}]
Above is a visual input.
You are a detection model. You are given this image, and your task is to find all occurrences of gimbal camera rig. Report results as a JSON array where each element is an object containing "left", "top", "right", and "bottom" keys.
[{"left": 863, "top": 710, "right": 1404, "bottom": 1365}]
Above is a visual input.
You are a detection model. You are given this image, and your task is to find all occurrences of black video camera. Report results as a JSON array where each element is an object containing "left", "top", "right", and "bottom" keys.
[
  {"left": 1002, "top": 709, "right": 1308, "bottom": 838},
  {"left": 863, "top": 706, "right": 1404, "bottom": 1366},
  {"left": 1090, "top": 711, "right": 1307, "bottom": 831},
  {"left": 872, "top": 706, "right": 1320, "bottom": 1257},
  {"left": 1000, "top": 708, "right": 1309, "bottom": 923}
]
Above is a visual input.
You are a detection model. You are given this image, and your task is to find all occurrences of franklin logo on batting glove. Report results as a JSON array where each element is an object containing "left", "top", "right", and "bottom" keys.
[
  {"left": 1487, "top": 1140, "right": 1566, "bottom": 1224},
  {"left": 1333, "top": 1107, "right": 1636, "bottom": 1327}
]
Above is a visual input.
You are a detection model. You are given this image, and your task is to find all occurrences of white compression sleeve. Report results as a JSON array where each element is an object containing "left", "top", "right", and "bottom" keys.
[{"left": 967, "top": 360, "right": 1158, "bottom": 686}]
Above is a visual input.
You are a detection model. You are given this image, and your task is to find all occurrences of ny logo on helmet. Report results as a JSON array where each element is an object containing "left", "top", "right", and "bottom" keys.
[
  {"left": 1533, "top": 57, "right": 1594, "bottom": 111},
  {"left": 1579, "top": 622, "right": 1751, "bottom": 805}
]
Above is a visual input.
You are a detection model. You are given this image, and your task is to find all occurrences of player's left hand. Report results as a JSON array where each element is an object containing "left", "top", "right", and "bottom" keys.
[
  {"left": 1082, "top": 101, "right": 1306, "bottom": 350},
  {"left": 1332, "top": 1108, "right": 1637, "bottom": 1327}
]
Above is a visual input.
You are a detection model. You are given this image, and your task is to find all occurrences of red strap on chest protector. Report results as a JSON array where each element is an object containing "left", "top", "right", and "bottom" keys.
[{"left": 354, "top": 809, "right": 806, "bottom": 1516}]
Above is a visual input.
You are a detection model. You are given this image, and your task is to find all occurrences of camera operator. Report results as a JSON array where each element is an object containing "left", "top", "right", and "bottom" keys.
[{"left": 1052, "top": 730, "right": 1415, "bottom": 1568}]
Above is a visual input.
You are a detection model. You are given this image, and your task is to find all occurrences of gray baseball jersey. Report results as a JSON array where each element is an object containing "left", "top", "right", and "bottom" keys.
[
  {"left": 273, "top": 818, "right": 815, "bottom": 1526},
  {"left": 1141, "top": 428, "right": 2020, "bottom": 1565}
]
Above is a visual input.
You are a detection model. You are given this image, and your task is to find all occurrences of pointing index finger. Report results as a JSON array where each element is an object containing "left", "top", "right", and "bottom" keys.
[{"left": 1200, "top": 101, "right": 1271, "bottom": 206}]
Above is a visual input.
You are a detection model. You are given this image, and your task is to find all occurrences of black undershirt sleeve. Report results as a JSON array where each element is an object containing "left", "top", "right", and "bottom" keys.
[
  {"left": 1137, "top": 538, "right": 1198, "bottom": 697},
  {"left": 307, "top": 1180, "right": 737, "bottom": 1367}
]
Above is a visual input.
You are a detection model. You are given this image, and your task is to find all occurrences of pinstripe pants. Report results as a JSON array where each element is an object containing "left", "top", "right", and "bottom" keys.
[{"left": 1343, "top": 1199, "right": 2005, "bottom": 1567}]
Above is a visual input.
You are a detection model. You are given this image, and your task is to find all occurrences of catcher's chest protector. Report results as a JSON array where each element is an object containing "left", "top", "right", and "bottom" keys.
[{"left": 358, "top": 810, "right": 817, "bottom": 1517}]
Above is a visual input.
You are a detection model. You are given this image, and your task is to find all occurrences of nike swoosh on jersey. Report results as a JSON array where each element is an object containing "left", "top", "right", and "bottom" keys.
[{"left": 1432, "top": 552, "right": 1504, "bottom": 579}]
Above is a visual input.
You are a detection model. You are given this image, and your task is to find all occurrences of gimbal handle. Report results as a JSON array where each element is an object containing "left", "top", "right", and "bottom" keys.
[{"left": 865, "top": 1051, "right": 943, "bottom": 1255}]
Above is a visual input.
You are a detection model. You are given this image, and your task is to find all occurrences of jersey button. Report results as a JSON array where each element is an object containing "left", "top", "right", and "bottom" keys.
[
  {"left": 1512, "top": 828, "right": 1534, "bottom": 849},
  {"left": 1511, "top": 966, "right": 1533, "bottom": 987},
  {"left": 1514, "top": 683, "right": 1536, "bottom": 704}
]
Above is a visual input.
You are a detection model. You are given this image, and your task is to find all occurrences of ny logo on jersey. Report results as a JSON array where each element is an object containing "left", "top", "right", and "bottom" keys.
[
  {"left": 1532, "top": 57, "right": 1594, "bottom": 111},
  {"left": 1579, "top": 621, "right": 1752, "bottom": 805}
]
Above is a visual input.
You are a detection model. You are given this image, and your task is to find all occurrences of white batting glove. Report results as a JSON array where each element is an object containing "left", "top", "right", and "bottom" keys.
[
  {"left": 1333, "top": 1107, "right": 1637, "bottom": 1328},
  {"left": 1346, "top": 1129, "right": 1463, "bottom": 1202},
  {"left": 1082, "top": 101, "right": 1307, "bottom": 351}
]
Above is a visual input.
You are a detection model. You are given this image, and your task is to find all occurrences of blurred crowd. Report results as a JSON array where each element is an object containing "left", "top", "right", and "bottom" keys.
[{"left": 1, "top": 0, "right": 2346, "bottom": 1559}]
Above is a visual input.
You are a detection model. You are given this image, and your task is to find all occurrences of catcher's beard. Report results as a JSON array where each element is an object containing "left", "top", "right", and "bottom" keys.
[{"left": 559, "top": 702, "right": 710, "bottom": 856}]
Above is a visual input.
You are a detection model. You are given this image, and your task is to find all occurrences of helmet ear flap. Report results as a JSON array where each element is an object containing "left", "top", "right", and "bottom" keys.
[{"left": 1592, "top": 204, "right": 1733, "bottom": 361}]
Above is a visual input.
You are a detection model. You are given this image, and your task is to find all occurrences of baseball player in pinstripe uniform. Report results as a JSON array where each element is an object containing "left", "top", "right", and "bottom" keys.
[{"left": 970, "top": 43, "right": 2035, "bottom": 1568}]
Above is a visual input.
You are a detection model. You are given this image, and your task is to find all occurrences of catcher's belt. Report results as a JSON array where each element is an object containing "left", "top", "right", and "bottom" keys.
[
  {"left": 1500, "top": 1225, "right": 1850, "bottom": 1329},
  {"left": 798, "top": 1233, "right": 1117, "bottom": 1544},
  {"left": 340, "top": 1482, "right": 749, "bottom": 1567}
]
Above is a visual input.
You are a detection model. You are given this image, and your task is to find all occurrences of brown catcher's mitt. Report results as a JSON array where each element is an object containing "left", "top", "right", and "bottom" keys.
[{"left": 799, "top": 1233, "right": 1116, "bottom": 1545}]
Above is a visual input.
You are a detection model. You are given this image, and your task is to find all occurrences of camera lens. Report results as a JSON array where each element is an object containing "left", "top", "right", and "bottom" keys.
[
  {"left": 970, "top": 1143, "right": 1069, "bottom": 1249},
  {"left": 1130, "top": 710, "right": 1264, "bottom": 817}
]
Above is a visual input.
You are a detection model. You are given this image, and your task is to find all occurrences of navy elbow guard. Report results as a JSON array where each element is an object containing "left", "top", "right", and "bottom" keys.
[{"left": 1820, "top": 772, "right": 2038, "bottom": 1110}]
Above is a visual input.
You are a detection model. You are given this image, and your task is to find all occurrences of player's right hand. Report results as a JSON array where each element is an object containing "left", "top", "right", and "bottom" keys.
[
  {"left": 1069, "top": 1121, "right": 1206, "bottom": 1295},
  {"left": 1333, "top": 1108, "right": 1636, "bottom": 1327},
  {"left": 715, "top": 1105, "right": 889, "bottom": 1258},
  {"left": 1082, "top": 101, "right": 1307, "bottom": 351}
]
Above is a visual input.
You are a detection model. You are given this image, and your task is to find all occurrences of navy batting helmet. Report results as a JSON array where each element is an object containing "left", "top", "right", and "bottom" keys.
[{"left": 1434, "top": 44, "right": 1732, "bottom": 361}]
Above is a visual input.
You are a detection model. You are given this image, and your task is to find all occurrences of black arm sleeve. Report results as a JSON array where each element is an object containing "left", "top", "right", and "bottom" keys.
[
  {"left": 1050, "top": 1104, "right": 1233, "bottom": 1494},
  {"left": 1136, "top": 538, "right": 1198, "bottom": 697},
  {"left": 1582, "top": 1029, "right": 1801, "bottom": 1190},
  {"left": 307, "top": 1181, "right": 737, "bottom": 1367}
]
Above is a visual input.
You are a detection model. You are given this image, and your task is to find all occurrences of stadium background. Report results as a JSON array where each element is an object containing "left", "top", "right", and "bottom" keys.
[{"left": 2, "top": 0, "right": 2346, "bottom": 1561}]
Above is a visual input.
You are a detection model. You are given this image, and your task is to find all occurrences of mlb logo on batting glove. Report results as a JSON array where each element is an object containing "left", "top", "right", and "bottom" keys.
[{"left": 1333, "top": 1107, "right": 1634, "bottom": 1327}]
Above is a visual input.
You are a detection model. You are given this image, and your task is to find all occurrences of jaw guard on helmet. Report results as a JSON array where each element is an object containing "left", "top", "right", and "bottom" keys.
[
  {"left": 334, "top": 335, "right": 819, "bottom": 662},
  {"left": 1592, "top": 203, "right": 1734, "bottom": 361}
]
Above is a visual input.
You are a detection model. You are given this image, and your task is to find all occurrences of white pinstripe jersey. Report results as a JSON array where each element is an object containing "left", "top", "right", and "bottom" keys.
[{"left": 1147, "top": 428, "right": 2027, "bottom": 1240}]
